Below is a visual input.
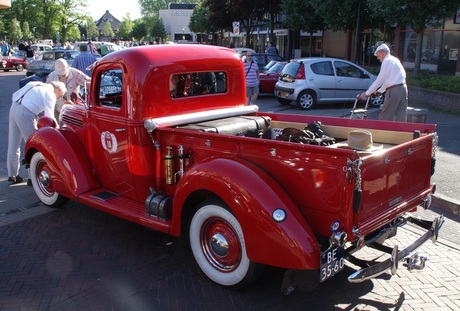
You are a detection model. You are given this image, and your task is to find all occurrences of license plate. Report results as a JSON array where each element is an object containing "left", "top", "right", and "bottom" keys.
[{"left": 320, "top": 245, "right": 345, "bottom": 282}]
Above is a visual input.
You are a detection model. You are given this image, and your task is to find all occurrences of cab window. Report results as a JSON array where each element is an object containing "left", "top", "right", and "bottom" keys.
[
  {"left": 97, "top": 69, "right": 123, "bottom": 108},
  {"left": 170, "top": 71, "right": 226, "bottom": 98}
]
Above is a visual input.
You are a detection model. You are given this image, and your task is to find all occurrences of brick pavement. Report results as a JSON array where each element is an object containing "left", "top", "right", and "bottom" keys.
[{"left": 1, "top": 191, "right": 460, "bottom": 310}]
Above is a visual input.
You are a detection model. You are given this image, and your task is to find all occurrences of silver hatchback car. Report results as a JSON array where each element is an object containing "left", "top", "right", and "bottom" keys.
[{"left": 274, "top": 57, "right": 383, "bottom": 110}]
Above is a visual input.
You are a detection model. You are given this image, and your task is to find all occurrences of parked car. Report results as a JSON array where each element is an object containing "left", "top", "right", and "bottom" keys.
[
  {"left": 251, "top": 53, "right": 285, "bottom": 71},
  {"left": 31, "top": 43, "right": 53, "bottom": 53},
  {"left": 259, "top": 61, "right": 286, "bottom": 94},
  {"left": 274, "top": 57, "right": 384, "bottom": 110},
  {"left": 26, "top": 49, "right": 80, "bottom": 77},
  {"left": 232, "top": 47, "right": 256, "bottom": 56},
  {"left": 0, "top": 50, "right": 28, "bottom": 72}
]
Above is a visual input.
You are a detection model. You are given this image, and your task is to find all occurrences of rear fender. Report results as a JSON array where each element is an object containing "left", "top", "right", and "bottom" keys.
[
  {"left": 25, "top": 127, "right": 99, "bottom": 200},
  {"left": 172, "top": 157, "right": 321, "bottom": 270}
]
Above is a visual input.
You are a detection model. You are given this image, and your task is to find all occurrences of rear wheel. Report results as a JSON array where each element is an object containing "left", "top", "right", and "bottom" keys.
[
  {"left": 30, "top": 152, "right": 68, "bottom": 208},
  {"left": 189, "top": 199, "right": 263, "bottom": 288},
  {"left": 16, "top": 64, "right": 24, "bottom": 72},
  {"left": 296, "top": 90, "right": 316, "bottom": 110},
  {"left": 370, "top": 94, "right": 384, "bottom": 107}
]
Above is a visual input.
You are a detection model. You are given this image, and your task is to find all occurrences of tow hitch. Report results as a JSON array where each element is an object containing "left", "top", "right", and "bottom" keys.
[{"left": 348, "top": 215, "right": 444, "bottom": 283}]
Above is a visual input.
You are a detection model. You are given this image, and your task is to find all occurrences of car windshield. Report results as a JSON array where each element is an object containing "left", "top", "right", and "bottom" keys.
[{"left": 266, "top": 62, "right": 285, "bottom": 74}]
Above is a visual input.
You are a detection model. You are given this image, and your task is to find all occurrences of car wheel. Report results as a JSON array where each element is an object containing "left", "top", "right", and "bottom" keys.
[
  {"left": 30, "top": 152, "right": 68, "bottom": 208},
  {"left": 370, "top": 94, "right": 384, "bottom": 107},
  {"left": 4, "top": 69, "right": 10, "bottom": 72},
  {"left": 16, "top": 64, "right": 24, "bottom": 72},
  {"left": 296, "top": 90, "right": 316, "bottom": 110},
  {"left": 277, "top": 97, "right": 291, "bottom": 105},
  {"left": 189, "top": 199, "right": 263, "bottom": 289}
]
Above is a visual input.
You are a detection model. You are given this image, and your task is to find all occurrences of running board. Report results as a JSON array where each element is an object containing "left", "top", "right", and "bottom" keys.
[{"left": 348, "top": 215, "right": 443, "bottom": 283}]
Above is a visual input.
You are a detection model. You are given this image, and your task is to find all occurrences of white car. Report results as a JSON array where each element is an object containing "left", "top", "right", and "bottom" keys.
[{"left": 274, "top": 57, "right": 384, "bottom": 110}]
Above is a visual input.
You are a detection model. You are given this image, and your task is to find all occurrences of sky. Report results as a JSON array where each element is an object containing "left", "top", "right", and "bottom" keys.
[{"left": 85, "top": 1, "right": 142, "bottom": 21}]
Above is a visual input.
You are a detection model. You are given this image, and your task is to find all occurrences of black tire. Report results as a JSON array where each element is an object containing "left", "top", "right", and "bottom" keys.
[
  {"left": 277, "top": 97, "right": 291, "bottom": 105},
  {"left": 30, "top": 152, "right": 69, "bottom": 208},
  {"left": 189, "top": 199, "right": 263, "bottom": 289},
  {"left": 16, "top": 64, "right": 24, "bottom": 72},
  {"left": 296, "top": 90, "right": 316, "bottom": 110}
]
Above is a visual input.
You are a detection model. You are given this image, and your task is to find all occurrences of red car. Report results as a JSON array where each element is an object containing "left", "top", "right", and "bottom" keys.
[
  {"left": 259, "top": 61, "right": 286, "bottom": 94},
  {"left": 0, "top": 50, "right": 28, "bottom": 72}
]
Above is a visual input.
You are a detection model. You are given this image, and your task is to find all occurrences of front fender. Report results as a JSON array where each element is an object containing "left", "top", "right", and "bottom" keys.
[
  {"left": 172, "top": 157, "right": 321, "bottom": 270},
  {"left": 25, "top": 127, "right": 99, "bottom": 200}
]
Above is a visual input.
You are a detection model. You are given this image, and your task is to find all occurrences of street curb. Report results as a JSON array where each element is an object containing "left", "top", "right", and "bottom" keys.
[{"left": 432, "top": 193, "right": 460, "bottom": 215}]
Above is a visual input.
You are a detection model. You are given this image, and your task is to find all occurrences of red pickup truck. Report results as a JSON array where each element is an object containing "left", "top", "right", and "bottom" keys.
[{"left": 24, "top": 44, "right": 443, "bottom": 294}]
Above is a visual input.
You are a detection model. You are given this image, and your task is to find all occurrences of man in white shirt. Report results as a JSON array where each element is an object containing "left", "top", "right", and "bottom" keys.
[
  {"left": 46, "top": 58, "right": 91, "bottom": 119},
  {"left": 7, "top": 81, "right": 66, "bottom": 184},
  {"left": 359, "top": 43, "right": 408, "bottom": 122}
]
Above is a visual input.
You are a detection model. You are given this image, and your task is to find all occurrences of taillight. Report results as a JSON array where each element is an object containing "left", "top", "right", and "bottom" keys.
[{"left": 296, "top": 64, "right": 305, "bottom": 79}]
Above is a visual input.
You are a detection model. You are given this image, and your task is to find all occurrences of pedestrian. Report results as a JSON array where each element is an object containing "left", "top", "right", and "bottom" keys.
[
  {"left": 25, "top": 41, "right": 35, "bottom": 63},
  {"left": 359, "top": 43, "right": 408, "bottom": 122},
  {"left": 72, "top": 43, "right": 97, "bottom": 76},
  {"left": 87, "top": 40, "right": 96, "bottom": 54},
  {"left": 7, "top": 81, "right": 66, "bottom": 185},
  {"left": 46, "top": 58, "right": 91, "bottom": 119},
  {"left": 267, "top": 42, "right": 278, "bottom": 55},
  {"left": 2, "top": 40, "right": 10, "bottom": 56},
  {"left": 244, "top": 52, "right": 260, "bottom": 105}
]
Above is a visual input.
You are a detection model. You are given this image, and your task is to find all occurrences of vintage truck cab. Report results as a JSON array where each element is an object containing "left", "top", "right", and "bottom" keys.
[{"left": 25, "top": 44, "right": 443, "bottom": 293}]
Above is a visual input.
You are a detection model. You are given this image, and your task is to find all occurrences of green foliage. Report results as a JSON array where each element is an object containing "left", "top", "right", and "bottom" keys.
[
  {"left": 189, "top": 2, "right": 211, "bottom": 36},
  {"left": 101, "top": 20, "right": 115, "bottom": 38},
  {"left": 149, "top": 16, "right": 166, "bottom": 42},
  {"left": 118, "top": 15, "right": 134, "bottom": 39},
  {"left": 131, "top": 19, "right": 147, "bottom": 41},
  {"left": 407, "top": 72, "right": 460, "bottom": 94},
  {"left": 86, "top": 19, "right": 99, "bottom": 40},
  {"left": 8, "top": 18, "right": 22, "bottom": 42}
]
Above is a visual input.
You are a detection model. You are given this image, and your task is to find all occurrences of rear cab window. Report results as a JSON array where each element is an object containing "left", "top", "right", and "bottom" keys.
[{"left": 169, "top": 71, "right": 227, "bottom": 98}]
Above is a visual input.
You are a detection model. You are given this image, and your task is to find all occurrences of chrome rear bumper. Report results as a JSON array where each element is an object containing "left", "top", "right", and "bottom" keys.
[{"left": 348, "top": 215, "right": 444, "bottom": 283}]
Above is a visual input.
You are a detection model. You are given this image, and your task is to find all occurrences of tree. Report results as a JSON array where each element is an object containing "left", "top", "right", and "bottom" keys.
[
  {"left": 21, "top": 20, "right": 32, "bottom": 39},
  {"left": 101, "top": 20, "right": 115, "bottom": 39},
  {"left": 9, "top": 18, "right": 23, "bottom": 43},
  {"left": 118, "top": 14, "right": 134, "bottom": 39},
  {"left": 311, "top": 0, "right": 381, "bottom": 62},
  {"left": 150, "top": 16, "right": 166, "bottom": 43},
  {"left": 260, "top": 0, "right": 281, "bottom": 43},
  {"left": 86, "top": 19, "right": 99, "bottom": 40},
  {"left": 369, "top": 0, "right": 460, "bottom": 76},
  {"left": 281, "top": 0, "right": 325, "bottom": 56},
  {"left": 131, "top": 19, "right": 147, "bottom": 41},
  {"left": 189, "top": 2, "right": 211, "bottom": 43}
]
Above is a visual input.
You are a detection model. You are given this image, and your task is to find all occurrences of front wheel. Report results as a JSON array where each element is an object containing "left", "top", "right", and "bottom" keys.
[
  {"left": 30, "top": 152, "right": 68, "bottom": 208},
  {"left": 296, "top": 90, "right": 316, "bottom": 110},
  {"left": 189, "top": 199, "right": 263, "bottom": 289}
]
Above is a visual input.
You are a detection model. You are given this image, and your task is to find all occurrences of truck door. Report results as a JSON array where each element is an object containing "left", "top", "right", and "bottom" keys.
[{"left": 88, "top": 67, "right": 136, "bottom": 199}]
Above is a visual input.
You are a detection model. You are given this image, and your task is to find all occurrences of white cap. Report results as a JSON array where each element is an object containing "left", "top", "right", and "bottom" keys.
[
  {"left": 374, "top": 43, "right": 390, "bottom": 56},
  {"left": 54, "top": 58, "right": 69, "bottom": 76}
]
